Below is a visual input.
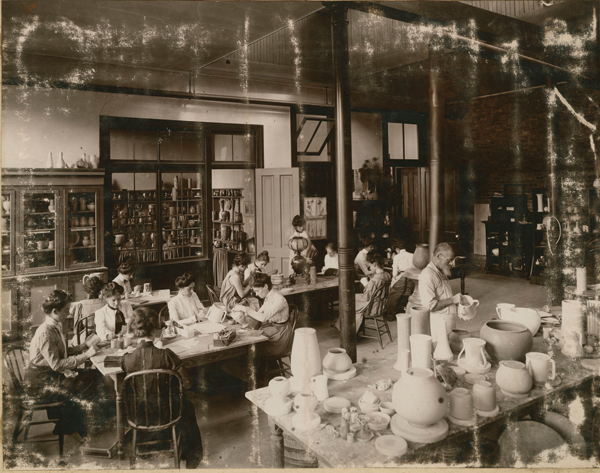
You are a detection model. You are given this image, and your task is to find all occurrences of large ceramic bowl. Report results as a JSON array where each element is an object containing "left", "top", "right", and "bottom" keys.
[
  {"left": 499, "top": 307, "right": 541, "bottom": 336},
  {"left": 479, "top": 320, "right": 533, "bottom": 362}
]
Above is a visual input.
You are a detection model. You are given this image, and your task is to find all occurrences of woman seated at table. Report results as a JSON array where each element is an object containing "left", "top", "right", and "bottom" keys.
[
  {"left": 70, "top": 275, "right": 105, "bottom": 344},
  {"left": 354, "top": 235, "right": 375, "bottom": 277},
  {"left": 95, "top": 282, "right": 134, "bottom": 340},
  {"left": 168, "top": 272, "right": 204, "bottom": 325},
  {"left": 336, "top": 252, "right": 391, "bottom": 333},
  {"left": 27, "top": 290, "right": 114, "bottom": 438},
  {"left": 322, "top": 241, "right": 339, "bottom": 273},
  {"left": 223, "top": 273, "right": 292, "bottom": 383},
  {"left": 121, "top": 307, "right": 203, "bottom": 469},
  {"left": 220, "top": 252, "right": 252, "bottom": 313},
  {"left": 113, "top": 259, "right": 135, "bottom": 296},
  {"left": 244, "top": 250, "right": 272, "bottom": 283}
]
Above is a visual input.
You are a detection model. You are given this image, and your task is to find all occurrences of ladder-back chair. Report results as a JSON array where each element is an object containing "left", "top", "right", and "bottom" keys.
[{"left": 359, "top": 282, "right": 393, "bottom": 349}]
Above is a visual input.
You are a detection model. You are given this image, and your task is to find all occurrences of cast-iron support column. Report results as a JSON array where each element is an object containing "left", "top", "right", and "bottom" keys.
[
  {"left": 331, "top": 2, "right": 356, "bottom": 361},
  {"left": 428, "top": 46, "right": 445, "bottom": 255}
]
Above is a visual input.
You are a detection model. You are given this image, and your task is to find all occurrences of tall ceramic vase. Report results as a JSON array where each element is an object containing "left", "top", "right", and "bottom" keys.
[
  {"left": 410, "top": 306, "right": 431, "bottom": 336},
  {"left": 536, "top": 194, "right": 544, "bottom": 212},
  {"left": 562, "top": 300, "right": 586, "bottom": 346},
  {"left": 433, "top": 317, "right": 453, "bottom": 362},
  {"left": 290, "top": 328, "right": 321, "bottom": 393},
  {"left": 396, "top": 313, "right": 411, "bottom": 351},
  {"left": 413, "top": 244, "right": 430, "bottom": 270}
]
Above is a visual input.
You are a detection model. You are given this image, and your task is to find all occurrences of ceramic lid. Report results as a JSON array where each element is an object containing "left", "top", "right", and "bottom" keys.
[{"left": 375, "top": 435, "right": 408, "bottom": 457}]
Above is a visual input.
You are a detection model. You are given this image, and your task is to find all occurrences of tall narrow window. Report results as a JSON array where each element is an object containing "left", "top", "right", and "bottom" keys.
[{"left": 388, "top": 123, "right": 419, "bottom": 161}]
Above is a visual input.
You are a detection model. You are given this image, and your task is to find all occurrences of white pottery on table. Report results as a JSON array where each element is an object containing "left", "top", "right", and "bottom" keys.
[
  {"left": 409, "top": 306, "right": 431, "bottom": 336},
  {"left": 525, "top": 352, "right": 556, "bottom": 386},
  {"left": 561, "top": 300, "right": 586, "bottom": 345},
  {"left": 290, "top": 327, "right": 322, "bottom": 393},
  {"left": 498, "top": 307, "right": 541, "bottom": 336},
  {"left": 576, "top": 267, "right": 587, "bottom": 294},
  {"left": 561, "top": 331, "right": 585, "bottom": 359},
  {"left": 265, "top": 376, "right": 292, "bottom": 416},
  {"left": 458, "top": 295, "right": 479, "bottom": 321},
  {"left": 472, "top": 380, "right": 497, "bottom": 413},
  {"left": 457, "top": 338, "right": 490, "bottom": 374},
  {"left": 495, "top": 303, "right": 515, "bottom": 319},
  {"left": 410, "top": 334, "right": 432, "bottom": 369},
  {"left": 292, "top": 392, "right": 320, "bottom": 431},
  {"left": 587, "top": 300, "right": 600, "bottom": 338},
  {"left": 496, "top": 360, "right": 533, "bottom": 398},
  {"left": 396, "top": 313, "right": 411, "bottom": 351},
  {"left": 433, "top": 316, "right": 453, "bottom": 362},
  {"left": 394, "top": 348, "right": 410, "bottom": 373},
  {"left": 448, "top": 387, "right": 476, "bottom": 425},
  {"left": 322, "top": 348, "right": 352, "bottom": 373},
  {"left": 311, "top": 374, "right": 329, "bottom": 401}
]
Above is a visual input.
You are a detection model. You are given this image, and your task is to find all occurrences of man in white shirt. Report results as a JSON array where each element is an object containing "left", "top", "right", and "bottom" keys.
[{"left": 418, "top": 242, "right": 463, "bottom": 343}]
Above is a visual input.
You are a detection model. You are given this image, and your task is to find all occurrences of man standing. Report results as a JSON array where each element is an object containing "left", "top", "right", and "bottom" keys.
[{"left": 419, "top": 242, "right": 463, "bottom": 342}]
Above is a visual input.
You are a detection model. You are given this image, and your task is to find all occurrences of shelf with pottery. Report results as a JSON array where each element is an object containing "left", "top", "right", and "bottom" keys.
[{"left": 212, "top": 188, "right": 246, "bottom": 253}]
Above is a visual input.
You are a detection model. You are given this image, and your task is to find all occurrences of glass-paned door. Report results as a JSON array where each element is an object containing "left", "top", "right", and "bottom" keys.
[
  {"left": 65, "top": 188, "right": 102, "bottom": 269},
  {"left": 2, "top": 191, "right": 15, "bottom": 276},
  {"left": 20, "top": 190, "right": 60, "bottom": 273}
]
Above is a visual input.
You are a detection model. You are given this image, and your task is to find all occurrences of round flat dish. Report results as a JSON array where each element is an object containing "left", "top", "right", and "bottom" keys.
[
  {"left": 323, "top": 396, "right": 351, "bottom": 414},
  {"left": 323, "top": 366, "right": 357, "bottom": 380},
  {"left": 375, "top": 435, "right": 408, "bottom": 457},
  {"left": 464, "top": 373, "right": 488, "bottom": 384},
  {"left": 69, "top": 231, "right": 80, "bottom": 247}
]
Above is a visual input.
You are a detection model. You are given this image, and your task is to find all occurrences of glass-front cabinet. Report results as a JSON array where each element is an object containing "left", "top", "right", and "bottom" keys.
[
  {"left": 20, "top": 189, "right": 61, "bottom": 274},
  {"left": 2, "top": 191, "right": 15, "bottom": 276},
  {"left": 66, "top": 188, "right": 102, "bottom": 269}
]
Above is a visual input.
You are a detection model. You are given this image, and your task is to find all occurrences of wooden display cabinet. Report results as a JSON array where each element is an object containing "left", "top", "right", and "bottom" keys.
[
  {"left": 212, "top": 188, "right": 246, "bottom": 253},
  {"left": 2, "top": 190, "right": 16, "bottom": 276}
]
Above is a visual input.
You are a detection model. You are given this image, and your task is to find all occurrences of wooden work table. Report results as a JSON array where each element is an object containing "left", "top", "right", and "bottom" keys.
[{"left": 246, "top": 320, "right": 599, "bottom": 468}]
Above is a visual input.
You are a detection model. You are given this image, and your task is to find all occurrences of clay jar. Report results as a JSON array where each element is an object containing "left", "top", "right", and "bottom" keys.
[
  {"left": 479, "top": 320, "right": 533, "bottom": 362},
  {"left": 269, "top": 376, "right": 290, "bottom": 402},
  {"left": 392, "top": 367, "right": 447, "bottom": 427},
  {"left": 322, "top": 348, "right": 352, "bottom": 373},
  {"left": 496, "top": 360, "right": 533, "bottom": 397},
  {"left": 412, "top": 244, "right": 430, "bottom": 270},
  {"left": 457, "top": 338, "right": 487, "bottom": 370},
  {"left": 449, "top": 388, "right": 474, "bottom": 420},
  {"left": 449, "top": 329, "right": 470, "bottom": 354}
]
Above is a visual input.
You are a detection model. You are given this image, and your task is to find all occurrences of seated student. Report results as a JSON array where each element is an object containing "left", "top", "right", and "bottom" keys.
[
  {"left": 121, "top": 308, "right": 203, "bottom": 469},
  {"left": 244, "top": 250, "right": 271, "bottom": 283},
  {"left": 27, "top": 290, "right": 114, "bottom": 438},
  {"left": 70, "top": 275, "right": 105, "bottom": 344},
  {"left": 168, "top": 272, "right": 204, "bottom": 325},
  {"left": 385, "top": 239, "right": 416, "bottom": 317},
  {"left": 113, "top": 259, "right": 135, "bottom": 296},
  {"left": 354, "top": 236, "right": 375, "bottom": 277},
  {"left": 322, "top": 241, "right": 339, "bottom": 273},
  {"left": 220, "top": 253, "right": 252, "bottom": 314},
  {"left": 95, "top": 282, "right": 134, "bottom": 340},
  {"left": 337, "top": 252, "right": 391, "bottom": 333}
]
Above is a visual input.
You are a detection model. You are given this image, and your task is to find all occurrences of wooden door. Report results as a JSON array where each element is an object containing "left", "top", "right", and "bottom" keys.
[
  {"left": 400, "top": 168, "right": 430, "bottom": 246},
  {"left": 256, "top": 168, "right": 300, "bottom": 277}
]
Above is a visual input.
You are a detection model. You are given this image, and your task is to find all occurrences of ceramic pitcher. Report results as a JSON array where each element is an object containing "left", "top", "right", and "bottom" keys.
[
  {"left": 458, "top": 295, "right": 479, "bottom": 321},
  {"left": 457, "top": 338, "right": 487, "bottom": 369}
]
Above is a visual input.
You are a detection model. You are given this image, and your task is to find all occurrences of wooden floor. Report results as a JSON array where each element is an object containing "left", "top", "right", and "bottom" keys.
[{"left": 3, "top": 273, "right": 550, "bottom": 469}]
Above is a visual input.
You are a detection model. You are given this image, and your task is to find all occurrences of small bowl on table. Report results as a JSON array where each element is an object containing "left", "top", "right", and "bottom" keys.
[
  {"left": 379, "top": 401, "right": 396, "bottom": 416},
  {"left": 366, "top": 412, "right": 391, "bottom": 431}
]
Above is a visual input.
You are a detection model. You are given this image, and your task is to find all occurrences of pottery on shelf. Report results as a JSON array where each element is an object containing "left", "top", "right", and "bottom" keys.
[
  {"left": 90, "top": 154, "right": 99, "bottom": 169},
  {"left": 458, "top": 295, "right": 479, "bottom": 321},
  {"left": 479, "top": 320, "right": 533, "bottom": 363},
  {"left": 46, "top": 152, "right": 54, "bottom": 168},
  {"left": 412, "top": 244, "right": 430, "bottom": 270},
  {"left": 56, "top": 152, "right": 67, "bottom": 169},
  {"left": 449, "top": 329, "right": 470, "bottom": 354},
  {"left": 496, "top": 360, "right": 533, "bottom": 397},
  {"left": 115, "top": 234, "right": 126, "bottom": 245},
  {"left": 82, "top": 236, "right": 91, "bottom": 247},
  {"left": 290, "top": 327, "right": 321, "bottom": 392},
  {"left": 498, "top": 307, "right": 541, "bottom": 336},
  {"left": 410, "top": 306, "right": 431, "bottom": 336},
  {"left": 322, "top": 348, "right": 352, "bottom": 374},
  {"left": 392, "top": 367, "right": 448, "bottom": 427}
]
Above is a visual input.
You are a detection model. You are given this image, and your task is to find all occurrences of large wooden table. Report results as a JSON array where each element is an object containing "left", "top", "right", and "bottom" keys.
[
  {"left": 277, "top": 275, "right": 339, "bottom": 297},
  {"left": 245, "top": 322, "right": 598, "bottom": 468},
  {"left": 89, "top": 324, "right": 267, "bottom": 459}
]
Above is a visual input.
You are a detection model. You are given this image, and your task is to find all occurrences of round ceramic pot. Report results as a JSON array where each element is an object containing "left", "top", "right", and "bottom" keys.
[
  {"left": 479, "top": 320, "right": 533, "bottom": 362},
  {"left": 269, "top": 376, "right": 290, "bottom": 402},
  {"left": 499, "top": 307, "right": 541, "bottom": 336},
  {"left": 449, "top": 329, "right": 470, "bottom": 354},
  {"left": 412, "top": 244, "right": 430, "bottom": 270},
  {"left": 322, "top": 348, "right": 352, "bottom": 373},
  {"left": 115, "top": 234, "right": 126, "bottom": 245},
  {"left": 82, "top": 236, "right": 91, "bottom": 247},
  {"left": 449, "top": 388, "right": 474, "bottom": 420},
  {"left": 392, "top": 367, "right": 447, "bottom": 427},
  {"left": 293, "top": 392, "right": 318, "bottom": 414},
  {"left": 290, "top": 328, "right": 321, "bottom": 382},
  {"left": 496, "top": 360, "right": 533, "bottom": 396}
]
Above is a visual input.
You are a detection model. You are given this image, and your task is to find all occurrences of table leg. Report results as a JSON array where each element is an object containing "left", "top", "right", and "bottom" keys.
[
  {"left": 247, "top": 343, "right": 258, "bottom": 392},
  {"left": 268, "top": 417, "right": 284, "bottom": 468},
  {"left": 113, "top": 373, "right": 125, "bottom": 460}
]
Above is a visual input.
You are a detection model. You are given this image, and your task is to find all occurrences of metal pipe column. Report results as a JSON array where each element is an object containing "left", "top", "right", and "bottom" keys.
[
  {"left": 428, "top": 46, "right": 445, "bottom": 254},
  {"left": 330, "top": 2, "right": 357, "bottom": 361}
]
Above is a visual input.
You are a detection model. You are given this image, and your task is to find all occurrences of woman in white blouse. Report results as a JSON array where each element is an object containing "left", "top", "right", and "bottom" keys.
[
  {"left": 113, "top": 260, "right": 135, "bottom": 297},
  {"left": 94, "top": 282, "right": 134, "bottom": 340},
  {"left": 168, "top": 272, "right": 204, "bottom": 325}
]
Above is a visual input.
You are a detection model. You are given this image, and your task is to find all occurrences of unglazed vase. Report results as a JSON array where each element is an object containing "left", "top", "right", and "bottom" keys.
[
  {"left": 392, "top": 367, "right": 447, "bottom": 427},
  {"left": 496, "top": 360, "right": 533, "bottom": 396},
  {"left": 410, "top": 306, "right": 431, "bottom": 336},
  {"left": 449, "top": 329, "right": 470, "bottom": 355},
  {"left": 562, "top": 300, "right": 586, "bottom": 346},
  {"left": 322, "top": 348, "right": 352, "bottom": 373},
  {"left": 412, "top": 244, "right": 430, "bottom": 270},
  {"left": 449, "top": 388, "right": 474, "bottom": 420},
  {"left": 290, "top": 328, "right": 321, "bottom": 390},
  {"left": 395, "top": 313, "right": 411, "bottom": 352},
  {"left": 457, "top": 338, "right": 487, "bottom": 369},
  {"left": 433, "top": 316, "right": 453, "bottom": 362},
  {"left": 479, "top": 320, "right": 533, "bottom": 362}
]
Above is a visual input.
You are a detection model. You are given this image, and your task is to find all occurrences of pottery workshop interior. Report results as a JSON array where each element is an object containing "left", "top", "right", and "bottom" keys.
[{"left": 2, "top": 0, "right": 600, "bottom": 470}]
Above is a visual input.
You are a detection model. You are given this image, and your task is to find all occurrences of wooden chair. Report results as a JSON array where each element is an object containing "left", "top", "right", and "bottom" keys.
[
  {"left": 261, "top": 303, "right": 298, "bottom": 386},
  {"left": 206, "top": 285, "right": 220, "bottom": 305},
  {"left": 158, "top": 305, "right": 170, "bottom": 328},
  {"left": 121, "top": 369, "right": 184, "bottom": 468},
  {"left": 3, "top": 346, "right": 65, "bottom": 456},
  {"left": 358, "top": 282, "right": 393, "bottom": 349},
  {"left": 74, "top": 312, "right": 96, "bottom": 345}
]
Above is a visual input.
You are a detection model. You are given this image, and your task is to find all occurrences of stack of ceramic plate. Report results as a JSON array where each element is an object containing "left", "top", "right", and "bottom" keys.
[
  {"left": 358, "top": 391, "right": 381, "bottom": 413},
  {"left": 271, "top": 273, "right": 285, "bottom": 289},
  {"left": 323, "top": 396, "right": 351, "bottom": 414}
]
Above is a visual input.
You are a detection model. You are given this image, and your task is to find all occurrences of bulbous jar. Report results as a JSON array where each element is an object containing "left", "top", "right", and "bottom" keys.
[
  {"left": 268, "top": 376, "right": 290, "bottom": 402},
  {"left": 449, "top": 329, "right": 470, "bottom": 354},
  {"left": 412, "top": 244, "right": 430, "bottom": 270},
  {"left": 495, "top": 360, "right": 533, "bottom": 396},
  {"left": 392, "top": 367, "right": 447, "bottom": 427},
  {"left": 322, "top": 348, "right": 353, "bottom": 373},
  {"left": 479, "top": 320, "right": 533, "bottom": 362}
]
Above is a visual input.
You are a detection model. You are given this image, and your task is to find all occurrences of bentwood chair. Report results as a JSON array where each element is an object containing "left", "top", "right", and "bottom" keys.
[
  {"left": 3, "top": 346, "right": 65, "bottom": 456},
  {"left": 121, "top": 369, "right": 184, "bottom": 468},
  {"left": 206, "top": 285, "right": 220, "bottom": 305},
  {"left": 261, "top": 304, "right": 298, "bottom": 386},
  {"left": 358, "top": 282, "right": 393, "bottom": 349}
]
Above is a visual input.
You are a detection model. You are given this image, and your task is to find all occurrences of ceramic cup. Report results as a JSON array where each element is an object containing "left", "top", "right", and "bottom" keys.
[
  {"left": 311, "top": 374, "right": 329, "bottom": 401},
  {"left": 525, "top": 352, "right": 556, "bottom": 386},
  {"left": 472, "top": 380, "right": 496, "bottom": 412},
  {"left": 449, "top": 387, "right": 474, "bottom": 420},
  {"left": 169, "top": 207, "right": 176, "bottom": 216},
  {"left": 48, "top": 241, "right": 55, "bottom": 250},
  {"left": 410, "top": 334, "right": 432, "bottom": 369},
  {"left": 143, "top": 283, "right": 152, "bottom": 293}
]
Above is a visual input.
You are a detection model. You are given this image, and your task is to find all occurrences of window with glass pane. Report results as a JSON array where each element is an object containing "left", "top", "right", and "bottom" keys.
[
  {"left": 66, "top": 189, "right": 100, "bottom": 268},
  {"left": 388, "top": 123, "right": 419, "bottom": 161},
  {"left": 297, "top": 115, "right": 333, "bottom": 162},
  {"left": 160, "top": 130, "right": 205, "bottom": 162}
]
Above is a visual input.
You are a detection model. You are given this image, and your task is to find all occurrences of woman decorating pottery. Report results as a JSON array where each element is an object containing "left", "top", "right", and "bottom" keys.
[
  {"left": 94, "top": 282, "right": 134, "bottom": 340},
  {"left": 168, "top": 272, "right": 204, "bottom": 325},
  {"left": 113, "top": 259, "right": 135, "bottom": 297},
  {"left": 220, "top": 252, "right": 252, "bottom": 313},
  {"left": 121, "top": 308, "right": 203, "bottom": 468},
  {"left": 27, "top": 290, "right": 115, "bottom": 438},
  {"left": 244, "top": 250, "right": 271, "bottom": 283}
]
